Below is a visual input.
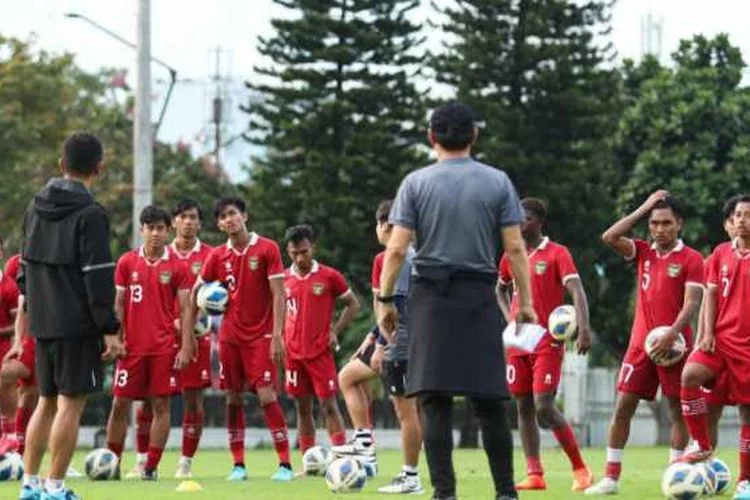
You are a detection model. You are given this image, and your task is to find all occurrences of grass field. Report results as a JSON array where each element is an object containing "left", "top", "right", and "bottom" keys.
[{"left": 0, "top": 446, "right": 738, "bottom": 499}]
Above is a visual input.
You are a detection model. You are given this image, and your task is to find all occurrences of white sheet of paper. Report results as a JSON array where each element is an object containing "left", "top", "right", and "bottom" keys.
[{"left": 502, "top": 322, "right": 547, "bottom": 353}]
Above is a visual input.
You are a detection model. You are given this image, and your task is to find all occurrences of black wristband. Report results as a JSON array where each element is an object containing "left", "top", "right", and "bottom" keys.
[{"left": 376, "top": 295, "right": 395, "bottom": 303}]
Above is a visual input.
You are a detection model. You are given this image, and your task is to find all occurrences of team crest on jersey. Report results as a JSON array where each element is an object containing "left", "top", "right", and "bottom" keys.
[
  {"left": 191, "top": 261, "right": 202, "bottom": 275},
  {"left": 312, "top": 283, "right": 325, "bottom": 295},
  {"left": 249, "top": 256, "right": 259, "bottom": 271},
  {"left": 159, "top": 271, "right": 172, "bottom": 284},
  {"left": 534, "top": 261, "right": 548, "bottom": 275},
  {"left": 667, "top": 263, "right": 682, "bottom": 278}
]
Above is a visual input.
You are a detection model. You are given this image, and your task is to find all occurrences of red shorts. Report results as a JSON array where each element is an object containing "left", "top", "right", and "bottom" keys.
[
  {"left": 506, "top": 349, "right": 564, "bottom": 396},
  {"left": 181, "top": 336, "right": 212, "bottom": 391},
  {"left": 219, "top": 338, "right": 277, "bottom": 393},
  {"left": 701, "top": 370, "right": 734, "bottom": 406},
  {"left": 284, "top": 353, "right": 338, "bottom": 399},
  {"left": 18, "top": 337, "right": 36, "bottom": 388},
  {"left": 113, "top": 352, "right": 180, "bottom": 400},
  {"left": 617, "top": 345, "right": 683, "bottom": 400},
  {"left": 688, "top": 347, "right": 750, "bottom": 404}
]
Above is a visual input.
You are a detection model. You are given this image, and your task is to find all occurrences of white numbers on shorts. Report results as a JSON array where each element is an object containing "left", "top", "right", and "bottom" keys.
[
  {"left": 129, "top": 284, "right": 143, "bottom": 303},
  {"left": 115, "top": 369, "right": 129, "bottom": 388},
  {"left": 619, "top": 363, "right": 635, "bottom": 385},
  {"left": 286, "top": 370, "right": 298, "bottom": 387},
  {"left": 506, "top": 365, "right": 516, "bottom": 384}
]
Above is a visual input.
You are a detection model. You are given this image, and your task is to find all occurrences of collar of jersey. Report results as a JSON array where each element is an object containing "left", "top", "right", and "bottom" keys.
[
  {"left": 290, "top": 260, "right": 320, "bottom": 279},
  {"left": 171, "top": 239, "right": 202, "bottom": 258},
  {"left": 527, "top": 236, "right": 550, "bottom": 259},
  {"left": 731, "top": 237, "right": 750, "bottom": 258},
  {"left": 650, "top": 238, "right": 684, "bottom": 257},
  {"left": 138, "top": 246, "right": 170, "bottom": 265},
  {"left": 226, "top": 232, "right": 259, "bottom": 254}
]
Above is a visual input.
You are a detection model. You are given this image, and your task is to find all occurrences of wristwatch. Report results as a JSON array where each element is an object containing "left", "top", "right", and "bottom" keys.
[{"left": 376, "top": 295, "right": 395, "bottom": 303}]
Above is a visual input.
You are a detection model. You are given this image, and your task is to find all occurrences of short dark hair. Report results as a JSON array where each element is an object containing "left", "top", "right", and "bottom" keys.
[
  {"left": 213, "top": 197, "right": 246, "bottom": 220},
  {"left": 723, "top": 195, "right": 743, "bottom": 221},
  {"left": 650, "top": 196, "right": 685, "bottom": 220},
  {"left": 732, "top": 194, "right": 750, "bottom": 211},
  {"left": 284, "top": 224, "right": 315, "bottom": 245},
  {"left": 63, "top": 133, "right": 103, "bottom": 176},
  {"left": 429, "top": 102, "right": 476, "bottom": 151},
  {"left": 376, "top": 200, "right": 393, "bottom": 224},
  {"left": 140, "top": 205, "right": 171, "bottom": 227},
  {"left": 521, "top": 197, "right": 548, "bottom": 222},
  {"left": 172, "top": 198, "right": 204, "bottom": 221}
]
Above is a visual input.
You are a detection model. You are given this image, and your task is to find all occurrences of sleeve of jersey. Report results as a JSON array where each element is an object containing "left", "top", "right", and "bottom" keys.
[
  {"left": 177, "top": 263, "right": 193, "bottom": 290},
  {"left": 703, "top": 255, "right": 713, "bottom": 285},
  {"left": 628, "top": 238, "right": 649, "bottom": 262},
  {"left": 114, "top": 256, "right": 128, "bottom": 290},
  {"left": 685, "top": 253, "right": 705, "bottom": 289},
  {"left": 498, "top": 254, "right": 511, "bottom": 285},
  {"left": 557, "top": 246, "right": 580, "bottom": 285},
  {"left": 266, "top": 242, "right": 285, "bottom": 280},
  {"left": 332, "top": 269, "right": 350, "bottom": 297},
  {"left": 371, "top": 254, "right": 383, "bottom": 291},
  {"left": 200, "top": 251, "right": 217, "bottom": 283},
  {"left": 389, "top": 177, "right": 416, "bottom": 229},
  {"left": 705, "top": 250, "right": 721, "bottom": 287}
]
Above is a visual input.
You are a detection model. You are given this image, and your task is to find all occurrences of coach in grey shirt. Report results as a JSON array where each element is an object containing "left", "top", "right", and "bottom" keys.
[{"left": 377, "top": 103, "right": 536, "bottom": 500}]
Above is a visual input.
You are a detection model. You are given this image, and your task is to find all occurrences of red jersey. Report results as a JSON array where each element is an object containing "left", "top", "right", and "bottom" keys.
[
  {"left": 4, "top": 254, "right": 21, "bottom": 284},
  {"left": 498, "top": 237, "right": 579, "bottom": 353},
  {"left": 706, "top": 240, "right": 750, "bottom": 355},
  {"left": 0, "top": 265, "right": 20, "bottom": 331},
  {"left": 628, "top": 239, "right": 704, "bottom": 344},
  {"left": 371, "top": 252, "right": 385, "bottom": 291},
  {"left": 169, "top": 240, "right": 213, "bottom": 316},
  {"left": 115, "top": 248, "right": 193, "bottom": 355},
  {"left": 283, "top": 261, "right": 350, "bottom": 360},
  {"left": 201, "top": 232, "right": 285, "bottom": 345}
]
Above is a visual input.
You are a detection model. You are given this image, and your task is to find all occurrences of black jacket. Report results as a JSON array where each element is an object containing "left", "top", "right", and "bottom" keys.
[{"left": 21, "top": 178, "right": 120, "bottom": 339}]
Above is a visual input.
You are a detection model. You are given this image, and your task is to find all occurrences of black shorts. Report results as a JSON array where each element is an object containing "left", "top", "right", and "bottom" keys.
[
  {"left": 384, "top": 359, "right": 408, "bottom": 397},
  {"left": 36, "top": 337, "right": 104, "bottom": 397},
  {"left": 356, "top": 342, "right": 376, "bottom": 367}
]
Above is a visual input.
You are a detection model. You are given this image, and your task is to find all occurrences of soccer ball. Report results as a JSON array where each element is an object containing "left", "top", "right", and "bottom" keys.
[
  {"left": 325, "top": 457, "right": 367, "bottom": 493},
  {"left": 84, "top": 448, "right": 119, "bottom": 480},
  {"left": 196, "top": 281, "right": 229, "bottom": 315},
  {"left": 708, "top": 457, "right": 731, "bottom": 495},
  {"left": 699, "top": 460, "right": 717, "bottom": 495},
  {"left": 644, "top": 326, "right": 687, "bottom": 367},
  {"left": 661, "top": 462, "right": 707, "bottom": 499},
  {"left": 302, "top": 445, "right": 333, "bottom": 475},
  {"left": 0, "top": 452, "right": 23, "bottom": 481},
  {"left": 194, "top": 312, "right": 212, "bottom": 337},
  {"left": 548, "top": 304, "right": 576, "bottom": 342}
]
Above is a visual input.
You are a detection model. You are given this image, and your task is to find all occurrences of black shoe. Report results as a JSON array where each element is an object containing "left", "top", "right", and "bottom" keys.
[{"left": 141, "top": 468, "right": 158, "bottom": 481}]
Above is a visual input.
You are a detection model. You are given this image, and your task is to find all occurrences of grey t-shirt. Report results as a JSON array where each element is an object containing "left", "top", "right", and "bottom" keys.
[
  {"left": 389, "top": 157, "right": 524, "bottom": 276},
  {"left": 388, "top": 246, "right": 414, "bottom": 361}
]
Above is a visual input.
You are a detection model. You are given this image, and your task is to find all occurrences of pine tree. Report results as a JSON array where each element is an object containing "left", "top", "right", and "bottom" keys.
[{"left": 241, "top": 0, "right": 427, "bottom": 291}]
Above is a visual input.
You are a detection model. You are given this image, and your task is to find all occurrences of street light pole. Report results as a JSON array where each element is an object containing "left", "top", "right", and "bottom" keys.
[{"left": 133, "top": 0, "right": 153, "bottom": 248}]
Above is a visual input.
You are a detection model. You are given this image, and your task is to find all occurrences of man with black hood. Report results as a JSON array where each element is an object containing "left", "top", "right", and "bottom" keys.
[{"left": 18, "top": 132, "right": 124, "bottom": 500}]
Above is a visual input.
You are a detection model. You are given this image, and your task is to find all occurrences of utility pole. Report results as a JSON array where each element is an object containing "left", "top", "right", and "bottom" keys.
[
  {"left": 133, "top": 0, "right": 153, "bottom": 247},
  {"left": 211, "top": 47, "right": 224, "bottom": 170}
]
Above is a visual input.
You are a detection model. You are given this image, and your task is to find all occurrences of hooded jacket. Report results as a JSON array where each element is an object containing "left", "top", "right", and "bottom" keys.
[{"left": 21, "top": 178, "right": 120, "bottom": 339}]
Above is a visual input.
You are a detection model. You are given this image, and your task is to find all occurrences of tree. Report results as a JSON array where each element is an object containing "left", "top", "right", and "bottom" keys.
[
  {"left": 242, "top": 0, "right": 428, "bottom": 295},
  {"left": 431, "top": 0, "right": 625, "bottom": 360}
]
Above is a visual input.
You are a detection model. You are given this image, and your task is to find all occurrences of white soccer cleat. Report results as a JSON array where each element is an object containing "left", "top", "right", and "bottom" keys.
[
  {"left": 65, "top": 466, "right": 84, "bottom": 478},
  {"left": 174, "top": 458, "right": 193, "bottom": 479},
  {"left": 584, "top": 477, "right": 620, "bottom": 495},
  {"left": 125, "top": 461, "right": 146, "bottom": 480},
  {"left": 331, "top": 439, "right": 376, "bottom": 458},
  {"left": 377, "top": 472, "right": 424, "bottom": 494}
]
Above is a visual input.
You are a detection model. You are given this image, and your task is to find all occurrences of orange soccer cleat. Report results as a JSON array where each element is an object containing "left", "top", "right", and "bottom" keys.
[
  {"left": 515, "top": 473, "right": 546, "bottom": 491},
  {"left": 572, "top": 466, "right": 595, "bottom": 492}
]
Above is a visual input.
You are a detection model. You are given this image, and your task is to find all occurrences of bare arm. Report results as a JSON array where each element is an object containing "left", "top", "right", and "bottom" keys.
[
  {"left": 698, "top": 285, "right": 717, "bottom": 352},
  {"left": 13, "top": 295, "right": 28, "bottom": 345},
  {"left": 672, "top": 285, "right": 703, "bottom": 337},
  {"left": 178, "top": 289, "right": 195, "bottom": 352},
  {"left": 602, "top": 190, "right": 668, "bottom": 259},
  {"left": 565, "top": 277, "right": 592, "bottom": 354},
  {"left": 269, "top": 277, "right": 286, "bottom": 341},
  {"left": 379, "top": 226, "right": 413, "bottom": 298},
  {"left": 331, "top": 291, "right": 361, "bottom": 346},
  {"left": 501, "top": 225, "right": 536, "bottom": 324},
  {"left": 114, "top": 287, "right": 126, "bottom": 336},
  {"left": 495, "top": 282, "right": 512, "bottom": 322}
]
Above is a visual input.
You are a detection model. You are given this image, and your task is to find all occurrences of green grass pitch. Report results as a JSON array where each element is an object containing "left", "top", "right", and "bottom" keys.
[{"left": 0, "top": 447, "right": 738, "bottom": 498}]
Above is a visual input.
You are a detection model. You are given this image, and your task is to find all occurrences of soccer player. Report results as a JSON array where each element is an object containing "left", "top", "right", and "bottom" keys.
[
  {"left": 678, "top": 195, "right": 750, "bottom": 499},
  {"left": 496, "top": 198, "right": 593, "bottom": 492},
  {"left": 198, "top": 197, "right": 293, "bottom": 481},
  {"left": 0, "top": 239, "right": 20, "bottom": 441},
  {"left": 126, "top": 199, "right": 214, "bottom": 479},
  {"left": 106, "top": 206, "right": 195, "bottom": 480},
  {"left": 282, "top": 225, "right": 360, "bottom": 460},
  {"left": 585, "top": 190, "right": 704, "bottom": 495}
]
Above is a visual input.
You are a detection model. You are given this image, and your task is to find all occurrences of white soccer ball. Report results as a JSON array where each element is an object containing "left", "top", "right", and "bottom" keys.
[
  {"left": 548, "top": 304, "right": 577, "bottom": 342},
  {"left": 708, "top": 457, "right": 731, "bottom": 495},
  {"left": 194, "top": 312, "right": 212, "bottom": 337},
  {"left": 325, "top": 457, "right": 367, "bottom": 493},
  {"left": 661, "top": 462, "right": 707, "bottom": 499},
  {"left": 644, "top": 326, "right": 687, "bottom": 367},
  {"left": 699, "top": 460, "right": 717, "bottom": 496},
  {"left": 0, "top": 452, "right": 23, "bottom": 481},
  {"left": 84, "top": 448, "right": 119, "bottom": 481},
  {"left": 302, "top": 445, "right": 333, "bottom": 476},
  {"left": 196, "top": 281, "right": 229, "bottom": 315}
]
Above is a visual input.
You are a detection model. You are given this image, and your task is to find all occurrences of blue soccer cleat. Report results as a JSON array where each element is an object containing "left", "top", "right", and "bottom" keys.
[
  {"left": 226, "top": 465, "right": 248, "bottom": 481},
  {"left": 40, "top": 489, "right": 80, "bottom": 500},
  {"left": 270, "top": 465, "right": 294, "bottom": 482},
  {"left": 19, "top": 484, "right": 42, "bottom": 500}
]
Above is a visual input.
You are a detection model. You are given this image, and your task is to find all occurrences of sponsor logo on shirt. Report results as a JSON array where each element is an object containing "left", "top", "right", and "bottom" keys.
[
  {"left": 159, "top": 271, "right": 172, "bottom": 284},
  {"left": 191, "top": 262, "right": 202, "bottom": 275},
  {"left": 667, "top": 263, "right": 682, "bottom": 278},
  {"left": 534, "top": 261, "right": 548, "bottom": 275},
  {"left": 312, "top": 283, "right": 325, "bottom": 295},
  {"left": 249, "top": 256, "right": 259, "bottom": 271}
]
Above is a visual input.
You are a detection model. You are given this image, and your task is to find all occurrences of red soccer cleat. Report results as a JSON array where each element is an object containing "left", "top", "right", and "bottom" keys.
[
  {"left": 677, "top": 449, "right": 713, "bottom": 464},
  {"left": 515, "top": 473, "right": 547, "bottom": 490}
]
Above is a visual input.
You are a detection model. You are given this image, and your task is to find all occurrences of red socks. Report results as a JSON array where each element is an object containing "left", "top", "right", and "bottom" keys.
[
  {"left": 681, "top": 386, "right": 711, "bottom": 452},
  {"left": 145, "top": 445, "right": 164, "bottom": 471},
  {"left": 0, "top": 415, "right": 14, "bottom": 437},
  {"left": 329, "top": 431, "right": 346, "bottom": 447},
  {"left": 605, "top": 461, "right": 622, "bottom": 480},
  {"left": 107, "top": 441, "right": 124, "bottom": 459},
  {"left": 741, "top": 425, "right": 750, "bottom": 482},
  {"left": 553, "top": 424, "right": 586, "bottom": 470},
  {"left": 227, "top": 403, "right": 246, "bottom": 465},
  {"left": 136, "top": 406, "right": 153, "bottom": 454},
  {"left": 526, "top": 456, "right": 544, "bottom": 476},
  {"left": 262, "top": 401, "right": 290, "bottom": 464},
  {"left": 182, "top": 411, "right": 204, "bottom": 459},
  {"left": 299, "top": 434, "right": 316, "bottom": 454}
]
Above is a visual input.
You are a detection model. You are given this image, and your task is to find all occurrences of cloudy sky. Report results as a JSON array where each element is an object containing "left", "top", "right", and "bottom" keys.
[{"left": 2, "top": 0, "right": 748, "bottom": 180}]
